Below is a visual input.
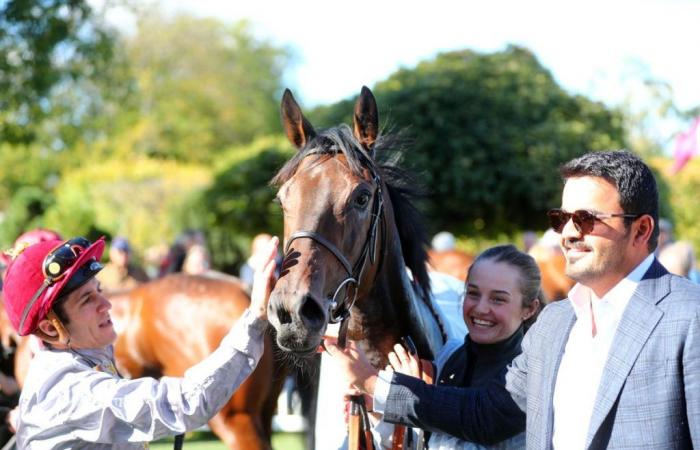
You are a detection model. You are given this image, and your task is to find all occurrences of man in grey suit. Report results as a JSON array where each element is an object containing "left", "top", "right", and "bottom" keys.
[{"left": 326, "top": 150, "right": 700, "bottom": 449}]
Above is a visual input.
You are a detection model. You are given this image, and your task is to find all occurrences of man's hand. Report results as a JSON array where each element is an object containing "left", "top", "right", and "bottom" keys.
[
  {"left": 323, "top": 338, "right": 379, "bottom": 395},
  {"left": 249, "top": 236, "right": 279, "bottom": 320}
]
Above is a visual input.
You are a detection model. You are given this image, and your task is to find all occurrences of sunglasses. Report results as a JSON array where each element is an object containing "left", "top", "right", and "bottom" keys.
[
  {"left": 42, "top": 237, "right": 92, "bottom": 284},
  {"left": 547, "top": 209, "right": 641, "bottom": 235}
]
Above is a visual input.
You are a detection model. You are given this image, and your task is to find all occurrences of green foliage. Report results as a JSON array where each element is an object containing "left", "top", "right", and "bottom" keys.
[
  {"left": 114, "top": 13, "right": 289, "bottom": 163},
  {"left": 178, "top": 136, "right": 294, "bottom": 270},
  {"left": 0, "top": 142, "right": 63, "bottom": 208},
  {"left": 310, "top": 46, "right": 626, "bottom": 236},
  {"left": 0, "top": 186, "right": 54, "bottom": 247},
  {"left": 0, "top": 0, "right": 118, "bottom": 145},
  {"left": 649, "top": 158, "right": 700, "bottom": 255},
  {"left": 42, "top": 159, "right": 211, "bottom": 251}
]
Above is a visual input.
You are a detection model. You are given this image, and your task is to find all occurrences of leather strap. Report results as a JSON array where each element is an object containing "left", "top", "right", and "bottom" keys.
[{"left": 348, "top": 395, "right": 374, "bottom": 450}]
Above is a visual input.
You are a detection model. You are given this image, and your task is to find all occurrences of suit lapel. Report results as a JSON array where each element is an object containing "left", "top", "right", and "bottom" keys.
[
  {"left": 540, "top": 303, "right": 577, "bottom": 448},
  {"left": 584, "top": 260, "right": 669, "bottom": 448}
]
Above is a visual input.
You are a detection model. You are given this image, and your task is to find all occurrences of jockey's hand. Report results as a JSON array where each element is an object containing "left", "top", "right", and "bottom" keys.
[
  {"left": 323, "top": 337, "right": 379, "bottom": 396},
  {"left": 7, "top": 406, "right": 18, "bottom": 433},
  {"left": 250, "top": 236, "right": 279, "bottom": 320},
  {"left": 388, "top": 342, "right": 421, "bottom": 378}
]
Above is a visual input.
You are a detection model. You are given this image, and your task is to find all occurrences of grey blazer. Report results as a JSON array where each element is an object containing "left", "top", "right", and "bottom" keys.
[{"left": 383, "top": 260, "right": 700, "bottom": 449}]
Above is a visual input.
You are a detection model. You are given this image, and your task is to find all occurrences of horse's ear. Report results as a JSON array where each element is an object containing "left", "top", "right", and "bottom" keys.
[
  {"left": 353, "top": 86, "right": 378, "bottom": 155},
  {"left": 281, "top": 89, "right": 316, "bottom": 149}
]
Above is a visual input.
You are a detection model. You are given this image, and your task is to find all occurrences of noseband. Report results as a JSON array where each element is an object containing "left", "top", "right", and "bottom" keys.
[{"left": 283, "top": 151, "right": 385, "bottom": 348}]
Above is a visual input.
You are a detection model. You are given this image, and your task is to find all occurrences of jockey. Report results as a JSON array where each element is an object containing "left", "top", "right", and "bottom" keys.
[{"left": 2, "top": 235, "right": 278, "bottom": 448}]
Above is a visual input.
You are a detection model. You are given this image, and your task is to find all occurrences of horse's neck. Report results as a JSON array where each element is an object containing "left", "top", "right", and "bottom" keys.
[{"left": 351, "top": 233, "right": 444, "bottom": 367}]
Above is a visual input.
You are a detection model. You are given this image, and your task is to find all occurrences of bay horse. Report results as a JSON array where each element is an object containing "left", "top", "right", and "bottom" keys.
[
  {"left": 267, "top": 86, "right": 448, "bottom": 370},
  {"left": 4, "top": 273, "right": 286, "bottom": 449}
]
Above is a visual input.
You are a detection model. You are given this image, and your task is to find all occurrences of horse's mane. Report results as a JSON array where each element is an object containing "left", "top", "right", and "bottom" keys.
[{"left": 271, "top": 124, "right": 432, "bottom": 302}]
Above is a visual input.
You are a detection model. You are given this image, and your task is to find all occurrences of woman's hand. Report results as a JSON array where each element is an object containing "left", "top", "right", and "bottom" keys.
[
  {"left": 323, "top": 338, "right": 379, "bottom": 395},
  {"left": 387, "top": 342, "right": 421, "bottom": 378},
  {"left": 249, "top": 236, "right": 279, "bottom": 320}
]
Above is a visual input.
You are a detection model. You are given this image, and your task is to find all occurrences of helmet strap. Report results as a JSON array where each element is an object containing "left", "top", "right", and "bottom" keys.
[{"left": 35, "top": 309, "right": 71, "bottom": 347}]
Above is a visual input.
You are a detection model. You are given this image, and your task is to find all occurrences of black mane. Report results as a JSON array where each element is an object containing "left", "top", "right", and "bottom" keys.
[{"left": 271, "top": 124, "right": 432, "bottom": 302}]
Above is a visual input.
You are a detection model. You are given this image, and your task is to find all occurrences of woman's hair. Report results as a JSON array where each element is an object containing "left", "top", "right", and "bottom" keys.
[{"left": 467, "top": 244, "right": 545, "bottom": 329}]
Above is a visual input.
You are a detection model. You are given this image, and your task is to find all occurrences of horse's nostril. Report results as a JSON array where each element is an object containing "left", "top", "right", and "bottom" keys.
[
  {"left": 299, "top": 294, "right": 325, "bottom": 330},
  {"left": 274, "top": 301, "right": 293, "bottom": 325}
]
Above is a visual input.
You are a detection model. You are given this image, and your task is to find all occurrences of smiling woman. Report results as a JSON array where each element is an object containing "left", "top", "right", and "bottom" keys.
[
  {"left": 338, "top": 244, "right": 544, "bottom": 449},
  {"left": 390, "top": 244, "right": 542, "bottom": 449}
]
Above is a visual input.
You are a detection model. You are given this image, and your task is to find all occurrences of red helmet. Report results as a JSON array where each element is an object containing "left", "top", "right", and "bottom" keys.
[
  {"left": 3, "top": 237, "right": 105, "bottom": 336},
  {"left": 1, "top": 229, "right": 63, "bottom": 268}
]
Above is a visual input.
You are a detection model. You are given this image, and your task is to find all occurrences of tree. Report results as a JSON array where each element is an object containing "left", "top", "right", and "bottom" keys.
[
  {"left": 0, "top": 186, "right": 53, "bottom": 247},
  {"left": 311, "top": 46, "right": 626, "bottom": 235},
  {"left": 0, "top": 0, "right": 118, "bottom": 145},
  {"left": 177, "top": 136, "right": 294, "bottom": 270},
  {"left": 41, "top": 158, "right": 212, "bottom": 252},
  {"left": 112, "top": 12, "right": 289, "bottom": 163}
]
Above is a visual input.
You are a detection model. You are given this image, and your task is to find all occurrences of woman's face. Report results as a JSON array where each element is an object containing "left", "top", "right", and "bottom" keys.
[{"left": 462, "top": 259, "right": 534, "bottom": 344}]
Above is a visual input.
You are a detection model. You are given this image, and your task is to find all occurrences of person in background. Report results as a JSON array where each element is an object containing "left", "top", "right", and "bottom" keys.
[
  {"left": 521, "top": 231, "right": 538, "bottom": 253},
  {"left": 159, "top": 229, "right": 206, "bottom": 276},
  {"left": 239, "top": 233, "right": 274, "bottom": 291},
  {"left": 656, "top": 217, "right": 674, "bottom": 253},
  {"left": 431, "top": 231, "right": 457, "bottom": 252},
  {"left": 182, "top": 244, "right": 212, "bottom": 275},
  {"left": 2, "top": 235, "right": 278, "bottom": 448},
  {"left": 97, "top": 236, "right": 149, "bottom": 292},
  {"left": 658, "top": 240, "right": 700, "bottom": 282}
]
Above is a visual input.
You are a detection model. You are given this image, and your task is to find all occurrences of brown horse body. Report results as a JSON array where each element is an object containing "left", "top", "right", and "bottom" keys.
[
  {"left": 268, "top": 87, "right": 446, "bottom": 369},
  {"left": 4, "top": 273, "right": 285, "bottom": 449}
]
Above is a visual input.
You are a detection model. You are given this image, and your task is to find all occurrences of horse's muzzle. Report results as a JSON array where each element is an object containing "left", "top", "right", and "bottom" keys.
[{"left": 268, "top": 291, "right": 328, "bottom": 355}]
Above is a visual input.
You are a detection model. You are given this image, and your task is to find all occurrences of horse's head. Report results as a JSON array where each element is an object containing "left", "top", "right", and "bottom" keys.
[{"left": 268, "top": 87, "right": 388, "bottom": 356}]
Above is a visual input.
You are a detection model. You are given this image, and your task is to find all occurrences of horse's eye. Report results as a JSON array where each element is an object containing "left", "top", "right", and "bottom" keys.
[{"left": 355, "top": 192, "right": 371, "bottom": 208}]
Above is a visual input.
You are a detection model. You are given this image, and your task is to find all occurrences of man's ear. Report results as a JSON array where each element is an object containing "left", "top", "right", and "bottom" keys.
[
  {"left": 35, "top": 310, "right": 70, "bottom": 346},
  {"left": 634, "top": 215, "right": 655, "bottom": 248},
  {"left": 35, "top": 319, "right": 60, "bottom": 344},
  {"left": 36, "top": 319, "right": 58, "bottom": 338}
]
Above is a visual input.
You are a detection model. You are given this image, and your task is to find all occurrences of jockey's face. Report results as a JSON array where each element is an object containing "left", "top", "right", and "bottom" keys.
[{"left": 60, "top": 278, "right": 116, "bottom": 349}]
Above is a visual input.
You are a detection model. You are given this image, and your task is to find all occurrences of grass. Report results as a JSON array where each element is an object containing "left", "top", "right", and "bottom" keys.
[{"left": 149, "top": 431, "right": 305, "bottom": 450}]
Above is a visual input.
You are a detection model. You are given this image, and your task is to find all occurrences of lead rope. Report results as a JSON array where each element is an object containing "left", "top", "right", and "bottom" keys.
[
  {"left": 348, "top": 395, "right": 374, "bottom": 450},
  {"left": 174, "top": 434, "right": 184, "bottom": 450}
]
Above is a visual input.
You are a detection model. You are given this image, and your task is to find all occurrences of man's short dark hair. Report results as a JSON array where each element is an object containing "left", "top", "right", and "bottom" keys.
[{"left": 560, "top": 150, "right": 659, "bottom": 252}]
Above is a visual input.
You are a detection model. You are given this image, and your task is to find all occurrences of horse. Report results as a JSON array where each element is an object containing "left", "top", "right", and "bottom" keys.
[
  {"left": 266, "top": 87, "right": 459, "bottom": 449},
  {"left": 3, "top": 273, "right": 286, "bottom": 449},
  {"left": 267, "top": 85, "right": 449, "bottom": 374}
]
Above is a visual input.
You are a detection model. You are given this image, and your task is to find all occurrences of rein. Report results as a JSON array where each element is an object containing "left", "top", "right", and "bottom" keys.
[{"left": 283, "top": 151, "right": 385, "bottom": 348}]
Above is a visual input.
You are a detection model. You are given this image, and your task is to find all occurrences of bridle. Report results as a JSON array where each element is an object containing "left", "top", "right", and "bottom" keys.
[{"left": 282, "top": 150, "right": 385, "bottom": 348}]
